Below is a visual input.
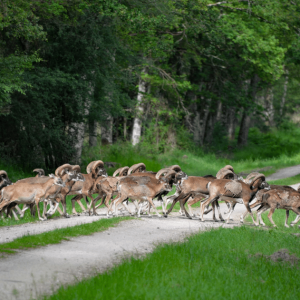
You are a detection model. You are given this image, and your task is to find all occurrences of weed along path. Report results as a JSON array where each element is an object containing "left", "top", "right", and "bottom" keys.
[{"left": 0, "top": 204, "right": 244, "bottom": 300}]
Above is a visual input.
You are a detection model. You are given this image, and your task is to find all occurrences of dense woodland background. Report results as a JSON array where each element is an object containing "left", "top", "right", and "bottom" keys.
[{"left": 1, "top": 0, "right": 300, "bottom": 172}]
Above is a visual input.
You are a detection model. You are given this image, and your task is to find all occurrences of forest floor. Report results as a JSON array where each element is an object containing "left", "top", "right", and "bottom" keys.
[{"left": 1, "top": 164, "right": 300, "bottom": 299}]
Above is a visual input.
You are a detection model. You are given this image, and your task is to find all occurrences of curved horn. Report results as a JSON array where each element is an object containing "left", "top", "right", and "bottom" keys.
[
  {"left": 223, "top": 165, "right": 234, "bottom": 172},
  {"left": 244, "top": 172, "right": 261, "bottom": 184},
  {"left": 216, "top": 169, "right": 234, "bottom": 179},
  {"left": 128, "top": 163, "right": 146, "bottom": 175},
  {"left": 55, "top": 164, "right": 72, "bottom": 177},
  {"left": 155, "top": 168, "right": 171, "bottom": 179},
  {"left": 86, "top": 161, "right": 96, "bottom": 174},
  {"left": 250, "top": 173, "right": 266, "bottom": 185},
  {"left": 0, "top": 170, "right": 8, "bottom": 177},
  {"left": 113, "top": 167, "right": 123, "bottom": 177},
  {"left": 167, "top": 165, "right": 182, "bottom": 172},
  {"left": 164, "top": 170, "right": 177, "bottom": 178},
  {"left": 72, "top": 165, "right": 81, "bottom": 173},
  {"left": 92, "top": 160, "right": 104, "bottom": 177},
  {"left": 33, "top": 168, "right": 45, "bottom": 177},
  {"left": 119, "top": 166, "right": 129, "bottom": 176}
]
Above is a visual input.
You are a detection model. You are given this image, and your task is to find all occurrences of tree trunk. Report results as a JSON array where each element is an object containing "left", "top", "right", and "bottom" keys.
[
  {"left": 238, "top": 75, "right": 259, "bottom": 146},
  {"left": 265, "top": 86, "right": 274, "bottom": 127},
  {"left": 101, "top": 117, "right": 113, "bottom": 145},
  {"left": 71, "top": 122, "right": 86, "bottom": 164},
  {"left": 72, "top": 76, "right": 94, "bottom": 163},
  {"left": 204, "top": 112, "right": 214, "bottom": 144},
  {"left": 216, "top": 101, "right": 222, "bottom": 122},
  {"left": 237, "top": 112, "right": 251, "bottom": 146},
  {"left": 280, "top": 68, "right": 289, "bottom": 117},
  {"left": 227, "top": 107, "right": 236, "bottom": 140},
  {"left": 89, "top": 120, "right": 98, "bottom": 147},
  {"left": 193, "top": 109, "right": 201, "bottom": 145},
  {"left": 132, "top": 69, "right": 147, "bottom": 146},
  {"left": 124, "top": 117, "right": 127, "bottom": 140}
]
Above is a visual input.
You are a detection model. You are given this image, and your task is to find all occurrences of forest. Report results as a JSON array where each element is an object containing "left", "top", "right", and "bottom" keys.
[{"left": 0, "top": 0, "right": 300, "bottom": 171}]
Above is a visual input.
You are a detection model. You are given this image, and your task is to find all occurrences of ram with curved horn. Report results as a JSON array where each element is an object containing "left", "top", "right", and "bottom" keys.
[
  {"left": 91, "top": 166, "right": 132, "bottom": 214},
  {"left": 107, "top": 170, "right": 176, "bottom": 218},
  {"left": 44, "top": 165, "right": 85, "bottom": 217},
  {"left": 0, "top": 174, "right": 65, "bottom": 221},
  {"left": 164, "top": 164, "right": 244, "bottom": 219},
  {"left": 56, "top": 160, "right": 107, "bottom": 216},
  {"left": 239, "top": 184, "right": 298, "bottom": 225},
  {"left": 164, "top": 173, "right": 224, "bottom": 220},
  {"left": 17, "top": 163, "right": 81, "bottom": 219},
  {"left": 253, "top": 188, "right": 300, "bottom": 228},
  {"left": 94, "top": 167, "right": 179, "bottom": 217},
  {"left": 199, "top": 173, "right": 269, "bottom": 225}
]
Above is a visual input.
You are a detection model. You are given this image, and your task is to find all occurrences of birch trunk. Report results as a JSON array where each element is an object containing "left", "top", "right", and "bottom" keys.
[
  {"left": 132, "top": 69, "right": 147, "bottom": 146},
  {"left": 280, "top": 68, "right": 289, "bottom": 117}
]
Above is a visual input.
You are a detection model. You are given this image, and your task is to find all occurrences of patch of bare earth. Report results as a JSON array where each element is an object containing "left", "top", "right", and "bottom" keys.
[{"left": 252, "top": 249, "right": 299, "bottom": 266}]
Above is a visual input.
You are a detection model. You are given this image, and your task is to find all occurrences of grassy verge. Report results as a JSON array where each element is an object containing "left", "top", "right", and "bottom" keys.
[
  {"left": 82, "top": 140, "right": 300, "bottom": 178},
  {"left": 43, "top": 226, "right": 300, "bottom": 300},
  {"left": 0, "top": 216, "right": 131, "bottom": 254},
  {"left": 246, "top": 206, "right": 300, "bottom": 233}
]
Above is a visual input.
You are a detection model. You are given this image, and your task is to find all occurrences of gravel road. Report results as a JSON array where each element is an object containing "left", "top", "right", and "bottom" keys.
[
  {"left": 0, "top": 203, "right": 245, "bottom": 300},
  {"left": 266, "top": 164, "right": 300, "bottom": 181}
]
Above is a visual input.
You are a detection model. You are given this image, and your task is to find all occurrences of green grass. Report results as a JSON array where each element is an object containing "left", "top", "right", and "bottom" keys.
[
  {"left": 247, "top": 206, "right": 300, "bottom": 233},
  {"left": 0, "top": 216, "right": 131, "bottom": 254},
  {"left": 43, "top": 226, "right": 300, "bottom": 300},
  {"left": 82, "top": 140, "right": 300, "bottom": 178}
]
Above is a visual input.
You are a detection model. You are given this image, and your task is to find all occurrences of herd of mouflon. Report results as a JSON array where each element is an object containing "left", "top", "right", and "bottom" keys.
[{"left": 0, "top": 162, "right": 299, "bottom": 228}]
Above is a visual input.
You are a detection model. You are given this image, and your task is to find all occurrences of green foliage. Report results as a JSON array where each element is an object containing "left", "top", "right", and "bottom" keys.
[
  {"left": 233, "top": 123, "right": 300, "bottom": 160},
  {"left": 44, "top": 226, "right": 300, "bottom": 300},
  {"left": 0, "top": 0, "right": 300, "bottom": 167}
]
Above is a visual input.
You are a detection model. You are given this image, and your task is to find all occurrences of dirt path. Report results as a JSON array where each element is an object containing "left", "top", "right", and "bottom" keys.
[
  {"left": 266, "top": 164, "right": 300, "bottom": 181},
  {"left": 0, "top": 203, "right": 244, "bottom": 300}
]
